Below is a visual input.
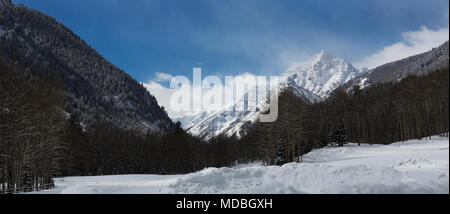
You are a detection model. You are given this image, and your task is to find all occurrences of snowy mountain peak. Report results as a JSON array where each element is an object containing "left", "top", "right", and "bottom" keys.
[
  {"left": 290, "top": 50, "right": 352, "bottom": 72},
  {"left": 280, "top": 50, "right": 361, "bottom": 99},
  {"left": 317, "top": 49, "right": 334, "bottom": 60},
  {"left": 179, "top": 51, "right": 363, "bottom": 139}
]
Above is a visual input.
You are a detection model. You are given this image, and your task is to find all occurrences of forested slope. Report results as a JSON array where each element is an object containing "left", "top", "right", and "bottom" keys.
[
  {"left": 0, "top": 0, "right": 172, "bottom": 132},
  {"left": 240, "top": 66, "right": 449, "bottom": 165}
]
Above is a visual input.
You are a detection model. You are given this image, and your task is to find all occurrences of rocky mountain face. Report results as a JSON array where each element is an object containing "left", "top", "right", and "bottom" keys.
[
  {"left": 0, "top": 1, "right": 173, "bottom": 131},
  {"left": 183, "top": 99, "right": 260, "bottom": 140},
  {"left": 342, "top": 41, "right": 449, "bottom": 91},
  {"left": 279, "top": 50, "right": 361, "bottom": 99},
  {"left": 181, "top": 51, "right": 363, "bottom": 140}
]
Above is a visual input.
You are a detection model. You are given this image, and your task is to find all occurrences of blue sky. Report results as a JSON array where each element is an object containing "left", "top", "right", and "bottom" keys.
[
  {"left": 13, "top": 0, "right": 449, "bottom": 88},
  {"left": 14, "top": 0, "right": 449, "bottom": 80}
]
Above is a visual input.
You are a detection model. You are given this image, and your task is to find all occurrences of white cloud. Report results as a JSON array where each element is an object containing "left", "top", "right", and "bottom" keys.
[
  {"left": 153, "top": 72, "right": 173, "bottom": 82},
  {"left": 143, "top": 81, "right": 178, "bottom": 117},
  {"left": 355, "top": 26, "right": 449, "bottom": 69},
  {"left": 143, "top": 72, "right": 259, "bottom": 119}
]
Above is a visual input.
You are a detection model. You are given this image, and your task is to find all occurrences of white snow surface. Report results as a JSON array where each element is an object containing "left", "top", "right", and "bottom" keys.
[{"left": 31, "top": 136, "right": 449, "bottom": 194}]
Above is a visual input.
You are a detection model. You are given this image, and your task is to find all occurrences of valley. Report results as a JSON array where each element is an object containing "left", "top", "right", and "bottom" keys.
[
  {"left": 0, "top": 0, "right": 448, "bottom": 196},
  {"left": 30, "top": 136, "right": 449, "bottom": 194}
]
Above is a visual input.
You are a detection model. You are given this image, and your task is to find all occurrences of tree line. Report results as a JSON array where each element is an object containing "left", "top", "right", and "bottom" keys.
[
  {"left": 0, "top": 56, "right": 448, "bottom": 192},
  {"left": 60, "top": 119, "right": 256, "bottom": 176},
  {"left": 240, "top": 66, "right": 449, "bottom": 165}
]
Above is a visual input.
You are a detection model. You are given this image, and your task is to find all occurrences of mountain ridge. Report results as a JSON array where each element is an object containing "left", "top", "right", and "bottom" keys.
[
  {"left": 181, "top": 50, "right": 363, "bottom": 139},
  {"left": 0, "top": 1, "right": 173, "bottom": 132},
  {"left": 342, "top": 41, "right": 449, "bottom": 91}
]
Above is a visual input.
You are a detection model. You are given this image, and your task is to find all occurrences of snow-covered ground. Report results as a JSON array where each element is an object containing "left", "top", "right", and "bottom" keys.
[{"left": 32, "top": 136, "right": 449, "bottom": 194}]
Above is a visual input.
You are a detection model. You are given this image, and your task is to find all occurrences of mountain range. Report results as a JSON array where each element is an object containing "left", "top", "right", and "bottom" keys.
[
  {"left": 175, "top": 42, "right": 449, "bottom": 140},
  {"left": 178, "top": 50, "right": 364, "bottom": 139}
]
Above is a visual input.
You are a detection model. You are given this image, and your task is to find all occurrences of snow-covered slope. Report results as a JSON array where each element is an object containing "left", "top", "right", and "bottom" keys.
[
  {"left": 280, "top": 50, "right": 361, "bottom": 99},
  {"left": 185, "top": 101, "right": 260, "bottom": 139},
  {"left": 32, "top": 136, "right": 449, "bottom": 194},
  {"left": 173, "top": 111, "right": 216, "bottom": 131},
  {"left": 342, "top": 41, "right": 449, "bottom": 91},
  {"left": 185, "top": 51, "right": 363, "bottom": 139}
]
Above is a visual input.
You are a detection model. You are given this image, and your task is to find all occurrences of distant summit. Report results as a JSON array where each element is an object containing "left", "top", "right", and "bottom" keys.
[
  {"left": 280, "top": 50, "right": 363, "bottom": 99},
  {"left": 181, "top": 50, "right": 362, "bottom": 139}
]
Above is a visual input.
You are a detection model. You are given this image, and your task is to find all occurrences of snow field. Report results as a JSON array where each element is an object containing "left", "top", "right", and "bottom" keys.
[{"left": 32, "top": 136, "right": 448, "bottom": 194}]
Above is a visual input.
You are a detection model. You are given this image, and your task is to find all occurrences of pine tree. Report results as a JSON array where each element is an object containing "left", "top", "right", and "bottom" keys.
[
  {"left": 275, "top": 133, "right": 287, "bottom": 165},
  {"left": 330, "top": 122, "right": 346, "bottom": 147}
]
